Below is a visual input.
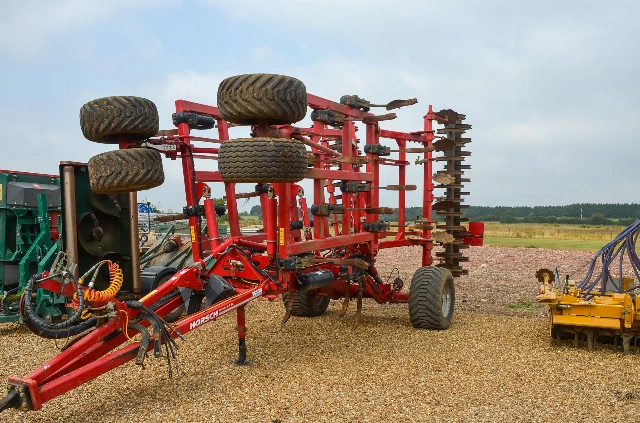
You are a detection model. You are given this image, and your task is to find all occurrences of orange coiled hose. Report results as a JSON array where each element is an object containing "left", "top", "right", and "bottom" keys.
[{"left": 72, "top": 261, "right": 123, "bottom": 311}]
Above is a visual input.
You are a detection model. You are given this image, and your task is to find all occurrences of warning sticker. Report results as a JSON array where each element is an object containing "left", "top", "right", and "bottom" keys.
[
  {"left": 190, "top": 226, "right": 196, "bottom": 242},
  {"left": 0, "top": 184, "right": 2, "bottom": 201},
  {"left": 279, "top": 228, "right": 285, "bottom": 246},
  {"left": 139, "top": 289, "right": 158, "bottom": 303}
]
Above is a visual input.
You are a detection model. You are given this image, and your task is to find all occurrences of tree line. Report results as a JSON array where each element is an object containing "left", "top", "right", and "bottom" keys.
[{"left": 246, "top": 203, "right": 640, "bottom": 226}]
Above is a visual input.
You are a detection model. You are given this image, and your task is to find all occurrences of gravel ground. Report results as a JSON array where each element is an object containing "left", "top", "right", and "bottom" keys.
[{"left": 1, "top": 246, "right": 638, "bottom": 423}]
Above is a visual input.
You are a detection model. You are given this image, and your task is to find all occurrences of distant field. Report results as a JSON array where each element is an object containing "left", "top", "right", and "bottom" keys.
[{"left": 483, "top": 222, "right": 629, "bottom": 251}]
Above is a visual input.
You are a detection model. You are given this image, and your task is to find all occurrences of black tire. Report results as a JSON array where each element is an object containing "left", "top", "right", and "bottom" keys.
[
  {"left": 88, "top": 148, "right": 165, "bottom": 194},
  {"left": 218, "top": 138, "right": 307, "bottom": 183},
  {"left": 80, "top": 96, "right": 159, "bottom": 144},
  {"left": 282, "top": 291, "right": 330, "bottom": 317},
  {"left": 408, "top": 266, "right": 455, "bottom": 329},
  {"left": 217, "top": 74, "right": 307, "bottom": 124}
]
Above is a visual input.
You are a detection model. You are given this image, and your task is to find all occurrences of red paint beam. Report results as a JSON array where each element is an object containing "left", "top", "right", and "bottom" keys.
[
  {"left": 195, "top": 171, "right": 223, "bottom": 182},
  {"left": 174, "top": 100, "right": 221, "bottom": 118}
]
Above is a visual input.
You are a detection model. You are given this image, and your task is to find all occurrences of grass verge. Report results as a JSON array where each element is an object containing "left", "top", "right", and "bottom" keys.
[{"left": 484, "top": 236, "right": 606, "bottom": 251}]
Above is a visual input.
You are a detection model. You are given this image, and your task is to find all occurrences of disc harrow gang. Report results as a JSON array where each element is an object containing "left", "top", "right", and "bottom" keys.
[{"left": 432, "top": 110, "right": 472, "bottom": 276}]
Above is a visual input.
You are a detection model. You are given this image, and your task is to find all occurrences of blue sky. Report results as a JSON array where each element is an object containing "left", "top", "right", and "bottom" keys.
[{"left": 1, "top": 0, "right": 638, "bottom": 212}]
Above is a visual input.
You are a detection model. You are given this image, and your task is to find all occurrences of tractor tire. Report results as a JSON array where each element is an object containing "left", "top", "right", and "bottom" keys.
[
  {"left": 88, "top": 148, "right": 164, "bottom": 194},
  {"left": 218, "top": 138, "right": 307, "bottom": 183},
  {"left": 408, "top": 266, "right": 455, "bottom": 329},
  {"left": 80, "top": 96, "right": 159, "bottom": 144},
  {"left": 282, "top": 291, "right": 330, "bottom": 317},
  {"left": 217, "top": 73, "right": 307, "bottom": 125}
]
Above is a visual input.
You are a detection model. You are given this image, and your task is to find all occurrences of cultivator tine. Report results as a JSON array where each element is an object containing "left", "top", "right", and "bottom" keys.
[
  {"left": 369, "top": 185, "right": 417, "bottom": 191},
  {"left": 346, "top": 207, "right": 396, "bottom": 214},
  {"left": 382, "top": 98, "right": 418, "bottom": 110},
  {"left": 340, "top": 95, "right": 417, "bottom": 112},
  {"left": 336, "top": 156, "right": 370, "bottom": 165},
  {"left": 352, "top": 280, "right": 363, "bottom": 329},
  {"left": 234, "top": 192, "right": 259, "bottom": 199},
  {"left": 622, "top": 336, "right": 631, "bottom": 354},
  {"left": 394, "top": 147, "right": 434, "bottom": 153},
  {"left": 359, "top": 113, "right": 397, "bottom": 123},
  {"left": 410, "top": 223, "right": 434, "bottom": 231},
  {"left": 282, "top": 292, "right": 296, "bottom": 326},
  {"left": 586, "top": 332, "right": 594, "bottom": 351}
]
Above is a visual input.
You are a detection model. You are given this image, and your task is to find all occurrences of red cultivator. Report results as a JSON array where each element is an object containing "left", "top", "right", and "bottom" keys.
[{"left": 1, "top": 73, "right": 482, "bottom": 412}]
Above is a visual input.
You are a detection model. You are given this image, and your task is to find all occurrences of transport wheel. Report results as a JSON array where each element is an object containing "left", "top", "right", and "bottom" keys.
[
  {"left": 80, "top": 96, "right": 159, "bottom": 144},
  {"left": 218, "top": 138, "right": 307, "bottom": 183},
  {"left": 88, "top": 148, "right": 164, "bottom": 194},
  {"left": 282, "top": 291, "right": 330, "bottom": 317},
  {"left": 217, "top": 73, "right": 307, "bottom": 124},
  {"left": 408, "top": 266, "right": 455, "bottom": 329}
]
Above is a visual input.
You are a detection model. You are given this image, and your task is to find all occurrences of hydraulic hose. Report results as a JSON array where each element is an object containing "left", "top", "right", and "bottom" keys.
[
  {"left": 125, "top": 301, "right": 184, "bottom": 377},
  {"left": 71, "top": 261, "right": 123, "bottom": 318},
  {"left": 21, "top": 274, "right": 97, "bottom": 339},
  {"left": 128, "top": 323, "right": 150, "bottom": 365},
  {"left": 578, "top": 219, "right": 640, "bottom": 297}
]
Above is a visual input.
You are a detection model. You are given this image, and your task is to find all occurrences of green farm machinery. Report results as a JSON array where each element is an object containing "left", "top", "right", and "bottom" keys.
[
  {"left": 0, "top": 166, "right": 194, "bottom": 326},
  {"left": 0, "top": 170, "right": 62, "bottom": 323}
]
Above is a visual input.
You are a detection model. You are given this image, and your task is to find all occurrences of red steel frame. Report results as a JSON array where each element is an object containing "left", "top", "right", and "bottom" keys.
[{"left": 5, "top": 93, "right": 458, "bottom": 411}]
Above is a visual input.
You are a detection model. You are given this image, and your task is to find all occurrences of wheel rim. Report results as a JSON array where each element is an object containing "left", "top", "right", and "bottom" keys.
[{"left": 442, "top": 283, "right": 453, "bottom": 317}]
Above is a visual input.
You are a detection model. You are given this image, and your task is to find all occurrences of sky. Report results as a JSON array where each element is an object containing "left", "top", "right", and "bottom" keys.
[{"left": 0, "top": 0, "right": 638, "bottom": 213}]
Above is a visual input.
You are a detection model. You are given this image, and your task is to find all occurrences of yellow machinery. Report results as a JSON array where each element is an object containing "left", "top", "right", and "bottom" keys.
[{"left": 537, "top": 219, "right": 640, "bottom": 354}]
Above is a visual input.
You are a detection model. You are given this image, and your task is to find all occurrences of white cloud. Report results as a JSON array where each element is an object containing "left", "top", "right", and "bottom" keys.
[{"left": 0, "top": 0, "right": 175, "bottom": 57}]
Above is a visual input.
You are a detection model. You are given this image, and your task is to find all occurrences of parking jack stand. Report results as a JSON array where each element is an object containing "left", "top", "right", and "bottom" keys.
[{"left": 233, "top": 306, "right": 252, "bottom": 365}]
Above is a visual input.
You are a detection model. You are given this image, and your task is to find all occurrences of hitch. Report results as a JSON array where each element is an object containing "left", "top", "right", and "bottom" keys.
[
  {"left": 1, "top": 383, "right": 32, "bottom": 412},
  {"left": 0, "top": 390, "right": 22, "bottom": 412}
]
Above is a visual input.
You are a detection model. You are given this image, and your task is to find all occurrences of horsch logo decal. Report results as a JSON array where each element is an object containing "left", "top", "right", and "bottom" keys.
[
  {"left": 188, "top": 288, "right": 262, "bottom": 331},
  {"left": 190, "top": 310, "right": 219, "bottom": 330}
]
